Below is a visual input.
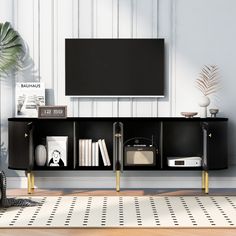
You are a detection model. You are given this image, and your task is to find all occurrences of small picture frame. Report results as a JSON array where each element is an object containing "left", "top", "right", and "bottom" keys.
[
  {"left": 38, "top": 106, "right": 67, "bottom": 119},
  {"left": 46, "top": 136, "right": 68, "bottom": 167}
]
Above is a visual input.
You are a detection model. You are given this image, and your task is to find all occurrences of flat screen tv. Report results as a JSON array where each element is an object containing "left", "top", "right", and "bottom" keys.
[{"left": 65, "top": 38, "right": 164, "bottom": 97}]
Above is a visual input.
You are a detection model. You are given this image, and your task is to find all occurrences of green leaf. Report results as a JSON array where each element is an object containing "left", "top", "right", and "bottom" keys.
[{"left": 0, "top": 21, "right": 25, "bottom": 75}]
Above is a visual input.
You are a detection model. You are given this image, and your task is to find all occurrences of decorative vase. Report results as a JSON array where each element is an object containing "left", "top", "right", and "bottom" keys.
[
  {"left": 198, "top": 96, "right": 210, "bottom": 118},
  {"left": 35, "top": 145, "right": 47, "bottom": 166}
]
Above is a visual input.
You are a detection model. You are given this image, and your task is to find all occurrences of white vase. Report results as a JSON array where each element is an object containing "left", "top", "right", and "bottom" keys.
[
  {"left": 198, "top": 95, "right": 210, "bottom": 118},
  {"left": 35, "top": 145, "right": 47, "bottom": 166}
]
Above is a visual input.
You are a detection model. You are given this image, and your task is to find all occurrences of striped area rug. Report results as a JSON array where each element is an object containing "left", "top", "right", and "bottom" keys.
[{"left": 0, "top": 196, "right": 236, "bottom": 228}]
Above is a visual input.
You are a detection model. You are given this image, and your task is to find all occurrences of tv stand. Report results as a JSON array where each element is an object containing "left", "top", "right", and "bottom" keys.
[{"left": 8, "top": 117, "right": 228, "bottom": 194}]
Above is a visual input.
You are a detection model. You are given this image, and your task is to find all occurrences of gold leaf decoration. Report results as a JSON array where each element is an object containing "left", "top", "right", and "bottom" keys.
[{"left": 195, "top": 65, "right": 220, "bottom": 96}]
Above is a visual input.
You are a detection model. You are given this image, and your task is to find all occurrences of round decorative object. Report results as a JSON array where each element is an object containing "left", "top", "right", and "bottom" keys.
[
  {"left": 198, "top": 96, "right": 210, "bottom": 107},
  {"left": 198, "top": 95, "right": 210, "bottom": 118},
  {"left": 35, "top": 145, "right": 47, "bottom": 166},
  {"left": 181, "top": 112, "right": 198, "bottom": 118},
  {"left": 209, "top": 108, "right": 219, "bottom": 117}
]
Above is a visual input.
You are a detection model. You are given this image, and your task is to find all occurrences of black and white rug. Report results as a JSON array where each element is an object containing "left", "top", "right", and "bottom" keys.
[{"left": 0, "top": 196, "right": 236, "bottom": 228}]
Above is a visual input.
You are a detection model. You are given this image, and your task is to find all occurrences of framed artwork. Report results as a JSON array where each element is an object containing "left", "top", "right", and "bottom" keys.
[{"left": 46, "top": 136, "right": 68, "bottom": 167}]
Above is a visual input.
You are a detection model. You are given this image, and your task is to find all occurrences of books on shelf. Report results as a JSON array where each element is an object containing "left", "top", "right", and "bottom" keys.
[{"left": 78, "top": 139, "right": 111, "bottom": 167}]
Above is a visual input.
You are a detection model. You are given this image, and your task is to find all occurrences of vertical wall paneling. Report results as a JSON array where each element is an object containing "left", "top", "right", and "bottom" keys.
[
  {"left": 116, "top": 0, "right": 133, "bottom": 117},
  {"left": 131, "top": 0, "right": 137, "bottom": 116},
  {"left": 93, "top": 0, "right": 116, "bottom": 117},
  {"left": 33, "top": 0, "right": 40, "bottom": 81},
  {"left": 55, "top": 0, "right": 74, "bottom": 116},
  {"left": 112, "top": 0, "right": 119, "bottom": 117},
  {"left": 132, "top": 0, "right": 157, "bottom": 117},
  {"left": 170, "top": 0, "right": 176, "bottom": 116},
  {"left": 77, "top": 0, "right": 94, "bottom": 117},
  {"left": 118, "top": 0, "right": 132, "bottom": 38},
  {"left": 16, "top": 0, "right": 35, "bottom": 82},
  {"left": 72, "top": 0, "right": 79, "bottom": 116},
  {"left": 155, "top": 0, "right": 172, "bottom": 117},
  {"left": 53, "top": 0, "right": 59, "bottom": 105},
  {"left": 39, "top": 0, "right": 53, "bottom": 88},
  {"left": 152, "top": 0, "right": 158, "bottom": 117}
]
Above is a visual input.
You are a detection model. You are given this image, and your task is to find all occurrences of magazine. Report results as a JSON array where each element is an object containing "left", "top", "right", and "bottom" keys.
[{"left": 15, "top": 82, "right": 45, "bottom": 117}]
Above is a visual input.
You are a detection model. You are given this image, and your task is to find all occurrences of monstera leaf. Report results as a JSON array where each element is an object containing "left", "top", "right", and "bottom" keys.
[{"left": 0, "top": 22, "right": 24, "bottom": 74}]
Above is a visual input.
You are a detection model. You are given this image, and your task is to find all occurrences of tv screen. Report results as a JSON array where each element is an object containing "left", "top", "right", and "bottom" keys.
[{"left": 65, "top": 38, "right": 164, "bottom": 97}]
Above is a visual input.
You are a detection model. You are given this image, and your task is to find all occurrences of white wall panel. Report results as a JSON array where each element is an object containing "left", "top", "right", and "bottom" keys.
[
  {"left": 39, "top": 0, "right": 53, "bottom": 88},
  {"left": 77, "top": 0, "right": 94, "bottom": 116},
  {"left": 55, "top": 0, "right": 74, "bottom": 116},
  {"left": 16, "top": 0, "right": 39, "bottom": 82},
  {"left": 132, "top": 0, "right": 159, "bottom": 117},
  {"left": 175, "top": 0, "right": 236, "bottom": 164},
  {"left": 156, "top": 0, "right": 172, "bottom": 117},
  {"left": 92, "top": 0, "right": 118, "bottom": 117}
]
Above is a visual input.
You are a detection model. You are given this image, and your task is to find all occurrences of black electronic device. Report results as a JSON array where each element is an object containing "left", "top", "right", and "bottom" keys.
[{"left": 65, "top": 38, "right": 165, "bottom": 97}]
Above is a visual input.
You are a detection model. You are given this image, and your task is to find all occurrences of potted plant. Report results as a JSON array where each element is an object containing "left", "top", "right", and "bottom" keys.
[{"left": 0, "top": 22, "right": 25, "bottom": 207}]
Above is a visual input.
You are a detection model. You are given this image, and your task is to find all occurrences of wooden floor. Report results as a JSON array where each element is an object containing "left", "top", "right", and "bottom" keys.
[{"left": 1, "top": 188, "right": 236, "bottom": 236}]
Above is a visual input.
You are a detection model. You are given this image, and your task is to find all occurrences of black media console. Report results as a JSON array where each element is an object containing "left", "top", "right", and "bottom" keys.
[{"left": 8, "top": 117, "right": 228, "bottom": 194}]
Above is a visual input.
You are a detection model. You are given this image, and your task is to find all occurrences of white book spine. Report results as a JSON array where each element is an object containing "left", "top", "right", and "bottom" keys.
[
  {"left": 81, "top": 139, "right": 85, "bottom": 166},
  {"left": 92, "top": 142, "right": 96, "bottom": 166},
  {"left": 85, "top": 139, "right": 88, "bottom": 166},
  {"left": 95, "top": 142, "right": 99, "bottom": 166},
  {"left": 98, "top": 139, "right": 107, "bottom": 166},
  {"left": 79, "top": 139, "right": 82, "bottom": 166},
  {"left": 88, "top": 139, "right": 92, "bottom": 166},
  {"left": 102, "top": 139, "right": 111, "bottom": 166}
]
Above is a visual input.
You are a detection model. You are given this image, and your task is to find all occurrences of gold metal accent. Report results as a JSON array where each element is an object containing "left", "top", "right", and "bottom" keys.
[
  {"left": 31, "top": 172, "right": 35, "bottom": 190},
  {"left": 204, "top": 171, "right": 209, "bottom": 194},
  {"left": 202, "top": 170, "right": 205, "bottom": 190},
  {"left": 27, "top": 171, "right": 34, "bottom": 194},
  {"left": 116, "top": 170, "right": 120, "bottom": 192}
]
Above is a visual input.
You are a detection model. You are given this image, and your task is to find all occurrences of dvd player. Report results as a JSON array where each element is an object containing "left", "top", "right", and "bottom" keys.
[{"left": 167, "top": 156, "right": 202, "bottom": 167}]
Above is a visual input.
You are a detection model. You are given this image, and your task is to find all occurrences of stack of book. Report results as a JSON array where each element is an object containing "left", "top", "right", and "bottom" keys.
[{"left": 78, "top": 139, "right": 111, "bottom": 166}]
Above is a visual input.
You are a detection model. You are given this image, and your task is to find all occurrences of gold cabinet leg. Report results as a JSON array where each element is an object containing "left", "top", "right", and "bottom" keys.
[
  {"left": 202, "top": 170, "right": 205, "bottom": 190},
  {"left": 204, "top": 171, "right": 209, "bottom": 194},
  {"left": 27, "top": 171, "right": 34, "bottom": 194},
  {"left": 27, "top": 172, "right": 32, "bottom": 194},
  {"left": 116, "top": 170, "right": 120, "bottom": 192},
  {"left": 31, "top": 172, "right": 35, "bottom": 190}
]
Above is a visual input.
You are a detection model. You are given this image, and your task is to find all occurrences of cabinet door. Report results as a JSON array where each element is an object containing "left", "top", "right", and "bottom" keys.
[
  {"left": 8, "top": 121, "right": 34, "bottom": 170},
  {"left": 202, "top": 121, "right": 228, "bottom": 170}
]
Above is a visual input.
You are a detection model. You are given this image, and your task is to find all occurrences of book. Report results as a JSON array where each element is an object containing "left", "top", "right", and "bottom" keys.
[
  {"left": 87, "top": 139, "right": 92, "bottom": 166},
  {"left": 78, "top": 139, "right": 82, "bottom": 166},
  {"left": 92, "top": 142, "right": 99, "bottom": 166},
  {"left": 15, "top": 82, "right": 45, "bottom": 117},
  {"left": 46, "top": 136, "right": 68, "bottom": 167},
  {"left": 79, "top": 139, "right": 92, "bottom": 166},
  {"left": 101, "top": 139, "right": 111, "bottom": 166},
  {"left": 98, "top": 139, "right": 107, "bottom": 166}
]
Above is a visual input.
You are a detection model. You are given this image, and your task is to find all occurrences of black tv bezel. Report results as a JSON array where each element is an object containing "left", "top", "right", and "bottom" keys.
[{"left": 65, "top": 38, "right": 165, "bottom": 98}]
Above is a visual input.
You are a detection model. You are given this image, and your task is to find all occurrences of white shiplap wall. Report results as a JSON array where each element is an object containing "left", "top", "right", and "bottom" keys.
[{"left": 10, "top": 0, "right": 172, "bottom": 118}]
